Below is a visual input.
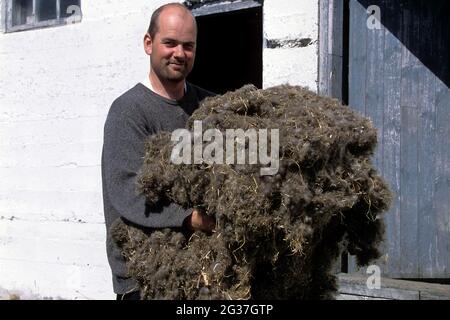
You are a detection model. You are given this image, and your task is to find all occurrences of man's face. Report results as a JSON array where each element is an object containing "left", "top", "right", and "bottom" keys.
[{"left": 146, "top": 9, "right": 197, "bottom": 83}]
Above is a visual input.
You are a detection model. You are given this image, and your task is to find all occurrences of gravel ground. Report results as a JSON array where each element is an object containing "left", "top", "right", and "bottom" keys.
[{"left": 0, "top": 287, "right": 61, "bottom": 300}]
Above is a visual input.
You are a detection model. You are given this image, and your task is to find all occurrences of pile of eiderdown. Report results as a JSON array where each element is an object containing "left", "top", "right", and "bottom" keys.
[{"left": 111, "top": 85, "right": 392, "bottom": 300}]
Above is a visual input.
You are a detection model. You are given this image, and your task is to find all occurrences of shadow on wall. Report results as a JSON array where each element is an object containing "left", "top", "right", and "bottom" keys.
[{"left": 357, "top": 0, "right": 450, "bottom": 88}]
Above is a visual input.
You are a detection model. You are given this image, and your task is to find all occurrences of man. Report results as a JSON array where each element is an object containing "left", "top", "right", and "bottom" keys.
[{"left": 101, "top": 3, "right": 216, "bottom": 300}]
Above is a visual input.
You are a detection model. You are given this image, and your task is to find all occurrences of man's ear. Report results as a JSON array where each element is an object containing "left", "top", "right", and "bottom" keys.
[{"left": 144, "top": 33, "right": 153, "bottom": 56}]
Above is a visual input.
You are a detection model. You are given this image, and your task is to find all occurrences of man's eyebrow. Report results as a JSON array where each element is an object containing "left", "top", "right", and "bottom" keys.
[{"left": 161, "top": 38, "right": 196, "bottom": 45}]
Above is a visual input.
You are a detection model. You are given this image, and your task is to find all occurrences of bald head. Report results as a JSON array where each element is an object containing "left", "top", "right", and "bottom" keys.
[
  {"left": 147, "top": 3, "right": 197, "bottom": 39},
  {"left": 143, "top": 2, "right": 198, "bottom": 94}
]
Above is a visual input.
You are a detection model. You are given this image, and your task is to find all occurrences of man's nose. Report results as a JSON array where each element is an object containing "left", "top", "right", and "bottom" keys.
[{"left": 173, "top": 44, "right": 186, "bottom": 60}]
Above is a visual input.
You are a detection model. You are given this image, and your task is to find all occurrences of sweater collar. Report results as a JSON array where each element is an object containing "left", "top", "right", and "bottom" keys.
[{"left": 141, "top": 75, "right": 187, "bottom": 95}]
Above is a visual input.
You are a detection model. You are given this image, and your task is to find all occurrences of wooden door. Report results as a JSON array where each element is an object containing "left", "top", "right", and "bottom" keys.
[{"left": 348, "top": 0, "right": 450, "bottom": 278}]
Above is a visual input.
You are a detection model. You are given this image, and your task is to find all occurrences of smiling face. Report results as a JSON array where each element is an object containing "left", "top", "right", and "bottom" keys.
[{"left": 145, "top": 6, "right": 197, "bottom": 84}]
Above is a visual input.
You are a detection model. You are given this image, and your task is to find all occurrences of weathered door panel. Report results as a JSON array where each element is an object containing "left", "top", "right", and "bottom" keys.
[{"left": 348, "top": 0, "right": 450, "bottom": 278}]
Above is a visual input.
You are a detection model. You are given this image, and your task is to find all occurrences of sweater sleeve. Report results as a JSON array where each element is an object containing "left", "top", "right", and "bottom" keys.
[{"left": 102, "top": 100, "right": 192, "bottom": 228}]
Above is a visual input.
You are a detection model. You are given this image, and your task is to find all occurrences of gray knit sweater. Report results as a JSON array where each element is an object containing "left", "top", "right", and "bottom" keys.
[{"left": 101, "top": 82, "right": 215, "bottom": 294}]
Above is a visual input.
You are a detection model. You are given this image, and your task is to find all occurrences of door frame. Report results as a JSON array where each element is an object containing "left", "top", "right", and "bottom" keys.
[{"left": 318, "top": 0, "right": 348, "bottom": 103}]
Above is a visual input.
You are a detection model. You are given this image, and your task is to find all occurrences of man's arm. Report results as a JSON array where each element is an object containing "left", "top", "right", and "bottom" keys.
[{"left": 102, "top": 101, "right": 192, "bottom": 228}]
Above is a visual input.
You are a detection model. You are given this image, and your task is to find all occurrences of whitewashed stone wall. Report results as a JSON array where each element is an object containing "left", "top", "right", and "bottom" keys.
[
  {"left": 0, "top": 0, "right": 319, "bottom": 299},
  {"left": 263, "top": 0, "right": 319, "bottom": 91},
  {"left": 0, "top": 0, "right": 169, "bottom": 300}
]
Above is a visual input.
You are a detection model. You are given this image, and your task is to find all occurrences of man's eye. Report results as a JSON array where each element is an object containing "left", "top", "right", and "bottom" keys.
[{"left": 164, "top": 41, "right": 177, "bottom": 47}]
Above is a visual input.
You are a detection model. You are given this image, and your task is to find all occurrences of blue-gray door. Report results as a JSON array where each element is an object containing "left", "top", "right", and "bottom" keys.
[{"left": 348, "top": 0, "right": 450, "bottom": 278}]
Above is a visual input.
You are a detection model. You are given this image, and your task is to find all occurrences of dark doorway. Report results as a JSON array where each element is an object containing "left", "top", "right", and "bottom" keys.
[{"left": 188, "top": 6, "right": 263, "bottom": 95}]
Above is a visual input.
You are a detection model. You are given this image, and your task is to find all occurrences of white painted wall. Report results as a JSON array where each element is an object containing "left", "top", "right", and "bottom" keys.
[
  {"left": 0, "top": 0, "right": 167, "bottom": 300},
  {"left": 263, "top": 0, "right": 319, "bottom": 91},
  {"left": 0, "top": 0, "right": 319, "bottom": 299}
]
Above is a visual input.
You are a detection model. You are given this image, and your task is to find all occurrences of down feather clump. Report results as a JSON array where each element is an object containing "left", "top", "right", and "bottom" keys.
[{"left": 111, "top": 84, "right": 392, "bottom": 300}]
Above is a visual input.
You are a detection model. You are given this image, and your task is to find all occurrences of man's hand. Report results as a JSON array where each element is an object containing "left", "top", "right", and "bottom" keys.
[{"left": 184, "top": 209, "right": 215, "bottom": 233}]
